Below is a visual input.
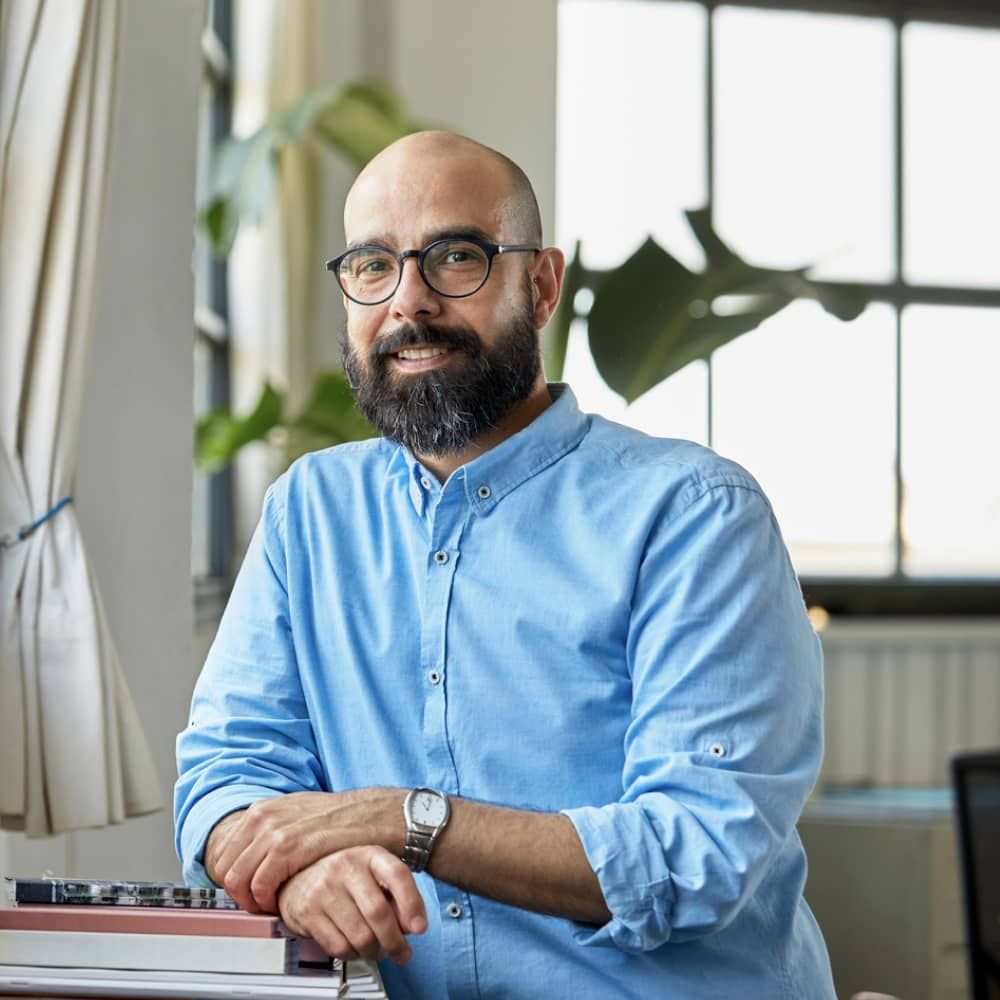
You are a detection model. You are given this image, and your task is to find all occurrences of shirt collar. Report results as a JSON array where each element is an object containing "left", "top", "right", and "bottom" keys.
[{"left": 395, "top": 383, "right": 589, "bottom": 517}]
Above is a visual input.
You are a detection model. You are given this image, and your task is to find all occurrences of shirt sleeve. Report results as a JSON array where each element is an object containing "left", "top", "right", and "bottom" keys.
[
  {"left": 561, "top": 479, "right": 824, "bottom": 953},
  {"left": 174, "top": 481, "right": 326, "bottom": 886}
]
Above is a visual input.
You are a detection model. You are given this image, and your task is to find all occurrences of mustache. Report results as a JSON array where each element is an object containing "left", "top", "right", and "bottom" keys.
[{"left": 373, "top": 323, "right": 482, "bottom": 358}]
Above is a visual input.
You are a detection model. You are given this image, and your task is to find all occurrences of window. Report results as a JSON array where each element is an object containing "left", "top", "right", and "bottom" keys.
[
  {"left": 192, "top": 0, "right": 233, "bottom": 616},
  {"left": 557, "top": 0, "right": 1000, "bottom": 615}
]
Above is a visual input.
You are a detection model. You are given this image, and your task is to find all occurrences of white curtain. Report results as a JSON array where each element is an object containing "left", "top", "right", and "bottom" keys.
[{"left": 0, "top": 0, "right": 162, "bottom": 836}]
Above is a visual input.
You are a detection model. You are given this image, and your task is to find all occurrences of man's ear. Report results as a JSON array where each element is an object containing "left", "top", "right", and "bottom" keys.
[{"left": 531, "top": 247, "right": 566, "bottom": 330}]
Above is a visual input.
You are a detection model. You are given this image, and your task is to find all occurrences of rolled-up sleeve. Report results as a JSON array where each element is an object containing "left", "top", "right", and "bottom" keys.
[
  {"left": 562, "top": 480, "right": 823, "bottom": 953},
  {"left": 174, "top": 481, "right": 325, "bottom": 886}
]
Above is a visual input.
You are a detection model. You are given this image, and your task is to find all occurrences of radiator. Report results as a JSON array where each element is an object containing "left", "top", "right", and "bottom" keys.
[{"left": 819, "top": 619, "right": 1000, "bottom": 789}]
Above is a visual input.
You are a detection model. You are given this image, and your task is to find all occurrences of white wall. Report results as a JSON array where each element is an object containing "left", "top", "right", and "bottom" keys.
[{"left": 1, "top": 0, "right": 204, "bottom": 882}]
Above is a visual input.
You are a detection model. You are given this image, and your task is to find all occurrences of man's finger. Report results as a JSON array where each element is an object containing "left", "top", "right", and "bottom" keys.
[
  {"left": 370, "top": 849, "right": 427, "bottom": 936},
  {"left": 300, "top": 911, "right": 359, "bottom": 963},
  {"left": 348, "top": 874, "right": 411, "bottom": 964},
  {"left": 324, "top": 893, "right": 386, "bottom": 962},
  {"left": 248, "top": 827, "right": 332, "bottom": 912}
]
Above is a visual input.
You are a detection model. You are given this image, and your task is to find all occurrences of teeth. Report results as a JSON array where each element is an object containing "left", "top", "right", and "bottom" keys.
[{"left": 397, "top": 346, "right": 450, "bottom": 361}]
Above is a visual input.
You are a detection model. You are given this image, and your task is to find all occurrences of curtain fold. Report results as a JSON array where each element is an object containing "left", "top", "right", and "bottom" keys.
[{"left": 0, "top": 0, "right": 162, "bottom": 836}]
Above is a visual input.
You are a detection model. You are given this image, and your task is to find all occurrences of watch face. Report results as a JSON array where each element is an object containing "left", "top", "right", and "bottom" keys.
[{"left": 412, "top": 789, "right": 448, "bottom": 827}]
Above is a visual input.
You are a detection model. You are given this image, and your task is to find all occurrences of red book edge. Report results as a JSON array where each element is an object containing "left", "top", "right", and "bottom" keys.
[{"left": 0, "top": 905, "right": 285, "bottom": 938}]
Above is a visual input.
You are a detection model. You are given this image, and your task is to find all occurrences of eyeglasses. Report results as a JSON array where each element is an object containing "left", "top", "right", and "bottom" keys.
[{"left": 326, "top": 236, "right": 540, "bottom": 306}]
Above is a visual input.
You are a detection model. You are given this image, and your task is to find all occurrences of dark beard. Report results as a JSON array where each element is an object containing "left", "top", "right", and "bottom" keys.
[{"left": 342, "top": 301, "right": 541, "bottom": 457}]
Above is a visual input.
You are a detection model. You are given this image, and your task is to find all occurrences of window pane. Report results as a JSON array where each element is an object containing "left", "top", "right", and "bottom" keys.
[
  {"left": 714, "top": 8, "right": 894, "bottom": 283},
  {"left": 557, "top": 0, "right": 706, "bottom": 270},
  {"left": 712, "top": 301, "right": 898, "bottom": 576},
  {"left": 562, "top": 319, "right": 709, "bottom": 445},
  {"left": 901, "top": 306, "right": 1000, "bottom": 576},
  {"left": 903, "top": 23, "right": 1000, "bottom": 288}
]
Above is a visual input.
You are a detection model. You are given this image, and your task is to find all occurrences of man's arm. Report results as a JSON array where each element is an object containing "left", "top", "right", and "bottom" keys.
[{"left": 208, "top": 790, "right": 609, "bottom": 924}]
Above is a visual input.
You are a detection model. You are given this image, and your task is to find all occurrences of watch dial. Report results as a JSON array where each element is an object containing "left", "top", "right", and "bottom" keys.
[{"left": 414, "top": 791, "right": 447, "bottom": 826}]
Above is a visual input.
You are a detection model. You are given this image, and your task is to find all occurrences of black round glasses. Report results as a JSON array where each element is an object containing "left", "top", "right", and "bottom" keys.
[{"left": 326, "top": 236, "right": 540, "bottom": 306}]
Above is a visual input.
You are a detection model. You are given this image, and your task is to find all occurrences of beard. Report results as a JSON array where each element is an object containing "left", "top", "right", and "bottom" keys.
[{"left": 342, "top": 293, "right": 541, "bottom": 457}]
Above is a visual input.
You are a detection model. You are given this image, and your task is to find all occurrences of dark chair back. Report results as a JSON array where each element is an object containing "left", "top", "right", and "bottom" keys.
[{"left": 952, "top": 749, "right": 1000, "bottom": 1000}]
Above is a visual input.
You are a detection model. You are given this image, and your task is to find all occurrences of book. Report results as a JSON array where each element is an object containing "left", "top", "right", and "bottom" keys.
[
  {"left": 0, "top": 963, "right": 348, "bottom": 998},
  {"left": 0, "top": 929, "right": 298, "bottom": 975},
  {"left": 4, "top": 878, "right": 237, "bottom": 910},
  {"left": 0, "top": 905, "right": 333, "bottom": 966},
  {"left": 0, "top": 906, "right": 286, "bottom": 938}
]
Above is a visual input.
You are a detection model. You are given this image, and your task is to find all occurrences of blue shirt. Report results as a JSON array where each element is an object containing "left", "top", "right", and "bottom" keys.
[{"left": 175, "top": 384, "right": 835, "bottom": 1000}]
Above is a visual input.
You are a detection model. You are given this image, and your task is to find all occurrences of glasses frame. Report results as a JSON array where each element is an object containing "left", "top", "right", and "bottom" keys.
[{"left": 326, "top": 236, "right": 540, "bottom": 306}]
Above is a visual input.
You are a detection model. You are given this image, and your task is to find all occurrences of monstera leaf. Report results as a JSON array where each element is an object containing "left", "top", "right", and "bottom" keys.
[
  {"left": 586, "top": 208, "right": 870, "bottom": 402},
  {"left": 201, "top": 80, "right": 427, "bottom": 255}
]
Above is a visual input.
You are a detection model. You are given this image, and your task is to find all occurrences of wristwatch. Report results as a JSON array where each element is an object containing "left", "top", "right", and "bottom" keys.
[{"left": 402, "top": 787, "right": 451, "bottom": 873}]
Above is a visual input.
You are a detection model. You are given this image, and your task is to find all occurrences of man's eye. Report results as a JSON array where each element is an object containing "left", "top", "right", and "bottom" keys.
[
  {"left": 443, "top": 250, "right": 473, "bottom": 264},
  {"left": 356, "top": 257, "right": 392, "bottom": 276}
]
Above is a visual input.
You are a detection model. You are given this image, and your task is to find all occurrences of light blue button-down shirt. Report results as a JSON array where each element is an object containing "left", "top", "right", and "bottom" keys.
[{"left": 175, "top": 384, "right": 835, "bottom": 1000}]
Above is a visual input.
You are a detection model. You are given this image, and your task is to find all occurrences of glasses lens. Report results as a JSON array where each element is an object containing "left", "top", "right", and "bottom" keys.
[
  {"left": 338, "top": 248, "right": 398, "bottom": 303},
  {"left": 423, "top": 240, "right": 489, "bottom": 297}
]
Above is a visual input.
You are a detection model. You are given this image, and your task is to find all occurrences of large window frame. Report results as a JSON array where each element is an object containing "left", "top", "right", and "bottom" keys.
[{"left": 566, "top": 0, "right": 1000, "bottom": 616}]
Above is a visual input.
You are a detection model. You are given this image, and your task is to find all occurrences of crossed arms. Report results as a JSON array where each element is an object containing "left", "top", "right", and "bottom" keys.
[{"left": 203, "top": 789, "right": 609, "bottom": 965}]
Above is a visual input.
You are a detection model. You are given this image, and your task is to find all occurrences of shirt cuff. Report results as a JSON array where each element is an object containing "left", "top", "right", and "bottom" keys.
[
  {"left": 177, "top": 787, "right": 282, "bottom": 887},
  {"left": 561, "top": 803, "right": 677, "bottom": 953}
]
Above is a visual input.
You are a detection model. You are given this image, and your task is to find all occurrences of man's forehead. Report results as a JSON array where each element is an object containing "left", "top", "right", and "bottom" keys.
[{"left": 344, "top": 148, "right": 514, "bottom": 244}]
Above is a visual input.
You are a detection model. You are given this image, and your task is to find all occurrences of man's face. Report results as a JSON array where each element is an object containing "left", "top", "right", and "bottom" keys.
[{"left": 340, "top": 147, "right": 544, "bottom": 456}]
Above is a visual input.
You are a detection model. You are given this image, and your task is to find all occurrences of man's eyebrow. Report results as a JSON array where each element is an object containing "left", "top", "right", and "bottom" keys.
[
  {"left": 344, "top": 234, "right": 395, "bottom": 253},
  {"left": 422, "top": 225, "right": 496, "bottom": 245},
  {"left": 344, "top": 225, "right": 497, "bottom": 253}
]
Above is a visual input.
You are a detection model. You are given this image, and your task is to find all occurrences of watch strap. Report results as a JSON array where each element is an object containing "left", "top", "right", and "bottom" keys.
[{"left": 402, "top": 828, "right": 436, "bottom": 873}]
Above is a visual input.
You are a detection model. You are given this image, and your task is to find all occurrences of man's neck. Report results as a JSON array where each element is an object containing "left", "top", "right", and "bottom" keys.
[{"left": 415, "top": 379, "right": 553, "bottom": 483}]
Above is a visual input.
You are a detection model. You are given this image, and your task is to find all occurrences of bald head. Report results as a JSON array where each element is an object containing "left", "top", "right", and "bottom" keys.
[{"left": 345, "top": 131, "right": 543, "bottom": 247}]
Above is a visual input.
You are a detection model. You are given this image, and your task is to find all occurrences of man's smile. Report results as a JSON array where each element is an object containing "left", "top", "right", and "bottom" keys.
[{"left": 389, "top": 344, "right": 460, "bottom": 372}]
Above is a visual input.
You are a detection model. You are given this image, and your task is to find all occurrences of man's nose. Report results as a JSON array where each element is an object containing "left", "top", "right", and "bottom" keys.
[{"left": 389, "top": 257, "right": 442, "bottom": 323}]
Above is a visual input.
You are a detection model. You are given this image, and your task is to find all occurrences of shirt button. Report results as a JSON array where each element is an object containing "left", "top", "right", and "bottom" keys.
[
  {"left": 709, "top": 742, "right": 727, "bottom": 758},
  {"left": 427, "top": 669, "right": 442, "bottom": 685},
  {"left": 476, "top": 484, "right": 491, "bottom": 500},
  {"left": 434, "top": 550, "right": 449, "bottom": 565},
  {"left": 420, "top": 477, "right": 431, "bottom": 489},
  {"left": 446, "top": 902, "right": 462, "bottom": 919}
]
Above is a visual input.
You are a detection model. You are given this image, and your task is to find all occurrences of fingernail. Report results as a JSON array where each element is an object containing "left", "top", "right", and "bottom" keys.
[{"left": 410, "top": 916, "right": 427, "bottom": 935}]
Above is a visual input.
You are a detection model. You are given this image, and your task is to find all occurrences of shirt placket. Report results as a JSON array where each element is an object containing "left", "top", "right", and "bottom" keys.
[{"left": 419, "top": 478, "right": 480, "bottom": 1000}]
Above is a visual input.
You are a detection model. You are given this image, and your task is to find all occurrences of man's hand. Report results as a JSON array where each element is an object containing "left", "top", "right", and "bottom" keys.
[
  {"left": 277, "top": 847, "right": 426, "bottom": 965},
  {"left": 209, "top": 790, "right": 405, "bottom": 913}
]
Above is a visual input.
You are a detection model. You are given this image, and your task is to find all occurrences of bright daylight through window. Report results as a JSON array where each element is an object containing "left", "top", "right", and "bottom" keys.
[{"left": 557, "top": 0, "right": 1000, "bottom": 603}]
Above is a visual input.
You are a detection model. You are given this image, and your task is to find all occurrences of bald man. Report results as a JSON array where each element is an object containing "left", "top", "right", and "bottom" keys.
[{"left": 176, "top": 132, "right": 835, "bottom": 999}]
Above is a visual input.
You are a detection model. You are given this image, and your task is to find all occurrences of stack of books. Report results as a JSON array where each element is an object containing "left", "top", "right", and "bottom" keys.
[{"left": 0, "top": 877, "right": 387, "bottom": 999}]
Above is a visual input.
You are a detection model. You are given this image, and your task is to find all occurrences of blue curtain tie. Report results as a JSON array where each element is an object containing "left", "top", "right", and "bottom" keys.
[{"left": 0, "top": 496, "right": 74, "bottom": 549}]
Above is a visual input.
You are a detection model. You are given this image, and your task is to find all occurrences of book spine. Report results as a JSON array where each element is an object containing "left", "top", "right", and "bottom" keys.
[{"left": 0, "top": 930, "right": 296, "bottom": 975}]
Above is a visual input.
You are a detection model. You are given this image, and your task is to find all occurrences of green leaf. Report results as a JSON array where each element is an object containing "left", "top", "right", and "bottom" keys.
[
  {"left": 199, "top": 80, "right": 425, "bottom": 255},
  {"left": 291, "top": 371, "right": 375, "bottom": 444},
  {"left": 313, "top": 89, "right": 423, "bottom": 169},
  {"left": 195, "top": 383, "right": 284, "bottom": 470},
  {"left": 587, "top": 237, "right": 704, "bottom": 402},
  {"left": 685, "top": 206, "right": 741, "bottom": 268},
  {"left": 814, "top": 281, "right": 870, "bottom": 322},
  {"left": 544, "top": 241, "right": 584, "bottom": 382}
]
